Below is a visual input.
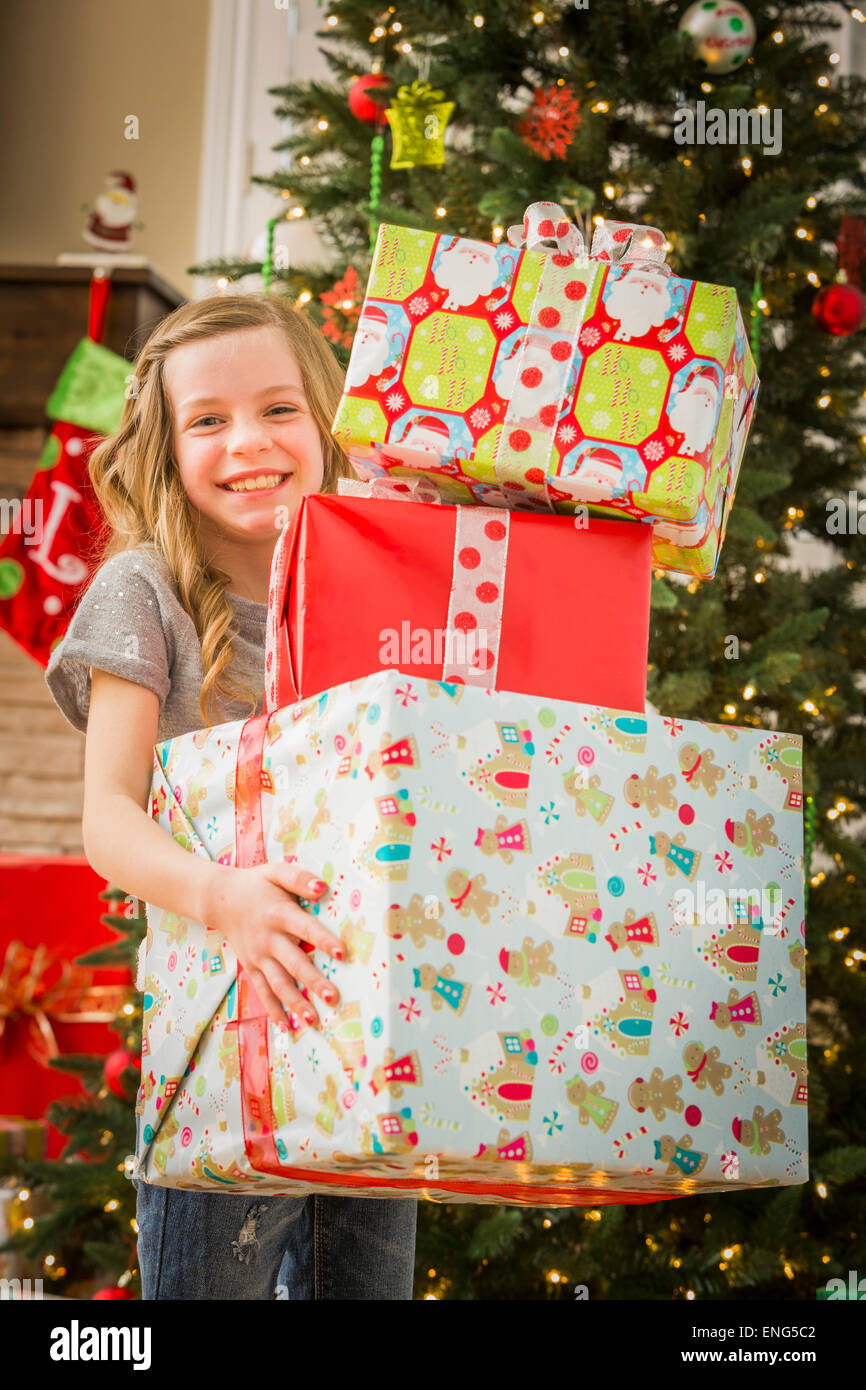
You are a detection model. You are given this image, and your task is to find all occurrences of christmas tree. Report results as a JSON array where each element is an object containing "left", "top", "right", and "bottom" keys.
[
  {"left": 0, "top": 889, "right": 144, "bottom": 1299},
  {"left": 188, "top": 0, "right": 866, "bottom": 1300}
]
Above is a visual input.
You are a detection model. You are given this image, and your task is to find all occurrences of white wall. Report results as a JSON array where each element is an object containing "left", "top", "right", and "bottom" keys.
[{"left": 0, "top": 0, "right": 211, "bottom": 298}]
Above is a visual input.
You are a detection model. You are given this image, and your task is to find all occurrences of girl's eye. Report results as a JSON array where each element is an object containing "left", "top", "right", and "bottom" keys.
[{"left": 190, "top": 406, "right": 297, "bottom": 428}]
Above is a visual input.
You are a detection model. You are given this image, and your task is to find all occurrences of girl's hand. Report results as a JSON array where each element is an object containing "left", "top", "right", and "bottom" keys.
[{"left": 201, "top": 863, "right": 344, "bottom": 1030}]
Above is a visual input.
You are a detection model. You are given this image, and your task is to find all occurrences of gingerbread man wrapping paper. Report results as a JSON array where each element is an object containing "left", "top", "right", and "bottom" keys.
[{"left": 134, "top": 669, "right": 806, "bottom": 1207}]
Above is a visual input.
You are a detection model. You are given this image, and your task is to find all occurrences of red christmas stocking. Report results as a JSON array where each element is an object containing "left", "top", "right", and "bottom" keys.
[{"left": 0, "top": 275, "right": 128, "bottom": 667}]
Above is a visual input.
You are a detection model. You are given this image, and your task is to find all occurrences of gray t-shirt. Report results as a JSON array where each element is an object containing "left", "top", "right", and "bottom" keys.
[{"left": 44, "top": 543, "right": 268, "bottom": 742}]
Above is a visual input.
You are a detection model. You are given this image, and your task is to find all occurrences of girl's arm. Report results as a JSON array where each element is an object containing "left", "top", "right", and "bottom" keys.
[{"left": 82, "top": 668, "right": 344, "bottom": 1030}]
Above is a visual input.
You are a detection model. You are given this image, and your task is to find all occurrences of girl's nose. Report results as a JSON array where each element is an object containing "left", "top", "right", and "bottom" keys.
[{"left": 225, "top": 420, "right": 271, "bottom": 452}]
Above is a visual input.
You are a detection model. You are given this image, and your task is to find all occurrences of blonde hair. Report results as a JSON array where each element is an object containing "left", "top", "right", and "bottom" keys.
[{"left": 88, "top": 293, "right": 356, "bottom": 727}]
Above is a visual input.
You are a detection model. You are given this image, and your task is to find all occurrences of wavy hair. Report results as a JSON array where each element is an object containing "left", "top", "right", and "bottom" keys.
[{"left": 88, "top": 293, "right": 356, "bottom": 727}]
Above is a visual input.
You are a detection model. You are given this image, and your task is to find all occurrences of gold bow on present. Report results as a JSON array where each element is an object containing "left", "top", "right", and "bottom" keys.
[{"left": 0, "top": 939, "right": 130, "bottom": 1065}]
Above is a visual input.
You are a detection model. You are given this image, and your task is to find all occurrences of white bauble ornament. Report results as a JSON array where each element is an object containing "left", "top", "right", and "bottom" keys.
[{"left": 678, "top": 0, "right": 756, "bottom": 74}]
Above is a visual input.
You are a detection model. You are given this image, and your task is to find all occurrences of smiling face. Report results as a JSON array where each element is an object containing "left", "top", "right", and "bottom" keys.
[{"left": 165, "top": 325, "right": 325, "bottom": 579}]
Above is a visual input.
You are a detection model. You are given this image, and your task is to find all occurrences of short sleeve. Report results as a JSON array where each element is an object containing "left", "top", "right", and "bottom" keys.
[{"left": 45, "top": 549, "right": 172, "bottom": 734}]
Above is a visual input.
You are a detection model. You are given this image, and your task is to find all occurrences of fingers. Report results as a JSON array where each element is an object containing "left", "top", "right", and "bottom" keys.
[
  {"left": 269, "top": 935, "right": 339, "bottom": 1011},
  {"left": 248, "top": 966, "right": 313, "bottom": 1032},
  {"left": 243, "top": 866, "right": 347, "bottom": 1030},
  {"left": 273, "top": 863, "right": 331, "bottom": 904},
  {"left": 282, "top": 899, "right": 345, "bottom": 960},
  {"left": 265, "top": 865, "right": 345, "bottom": 961}
]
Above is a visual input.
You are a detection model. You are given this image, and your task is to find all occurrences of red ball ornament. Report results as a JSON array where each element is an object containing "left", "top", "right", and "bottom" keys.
[
  {"left": 348, "top": 73, "right": 391, "bottom": 126},
  {"left": 812, "top": 281, "right": 866, "bottom": 336},
  {"left": 91, "top": 1287, "right": 135, "bottom": 1300},
  {"left": 103, "top": 1048, "right": 141, "bottom": 1099}
]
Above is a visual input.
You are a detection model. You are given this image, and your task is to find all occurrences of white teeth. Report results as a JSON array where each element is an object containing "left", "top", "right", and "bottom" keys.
[{"left": 223, "top": 473, "right": 287, "bottom": 492}]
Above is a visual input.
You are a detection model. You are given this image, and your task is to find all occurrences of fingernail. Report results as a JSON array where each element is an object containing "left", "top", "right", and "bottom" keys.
[
  {"left": 305, "top": 1010, "right": 317, "bottom": 1025},
  {"left": 310, "top": 879, "right": 328, "bottom": 895},
  {"left": 325, "top": 989, "right": 337, "bottom": 1003},
  {"left": 333, "top": 945, "right": 345, "bottom": 960}
]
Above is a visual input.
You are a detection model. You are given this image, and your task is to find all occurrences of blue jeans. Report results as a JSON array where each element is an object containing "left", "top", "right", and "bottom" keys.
[
  {"left": 134, "top": 1121, "right": 418, "bottom": 1300},
  {"left": 134, "top": 1182, "right": 418, "bottom": 1300}
]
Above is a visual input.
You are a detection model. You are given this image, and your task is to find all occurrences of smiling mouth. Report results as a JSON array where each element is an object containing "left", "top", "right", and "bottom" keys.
[{"left": 218, "top": 472, "right": 291, "bottom": 493}]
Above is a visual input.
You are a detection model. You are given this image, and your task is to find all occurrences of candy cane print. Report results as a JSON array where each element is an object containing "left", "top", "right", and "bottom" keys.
[
  {"left": 766, "top": 895, "right": 796, "bottom": 938},
  {"left": 417, "top": 785, "right": 459, "bottom": 814},
  {"left": 547, "top": 1028, "right": 576, "bottom": 1074},
  {"left": 657, "top": 962, "right": 694, "bottom": 989},
  {"left": 545, "top": 723, "right": 573, "bottom": 766},
  {"left": 433, "top": 1034, "right": 454, "bottom": 1075},
  {"left": 613, "top": 1125, "right": 648, "bottom": 1160},
  {"left": 419, "top": 1102, "right": 460, "bottom": 1132},
  {"left": 609, "top": 819, "right": 643, "bottom": 852}
]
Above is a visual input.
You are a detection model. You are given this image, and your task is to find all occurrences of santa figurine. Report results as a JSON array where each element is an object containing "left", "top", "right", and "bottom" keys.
[
  {"left": 433, "top": 236, "right": 502, "bottom": 311},
  {"left": 82, "top": 171, "right": 141, "bottom": 252},
  {"left": 345, "top": 303, "right": 397, "bottom": 390},
  {"left": 495, "top": 332, "right": 566, "bottom": 423},
  {"left": 605, "top": 263, "right": 673, "bottom": 343},
  {"left": 667, "top": 365, "right": 720, "bottom": 457}
]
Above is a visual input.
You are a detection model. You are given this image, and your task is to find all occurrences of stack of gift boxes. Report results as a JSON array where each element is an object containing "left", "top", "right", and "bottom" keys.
[{"left": 136, "top": 202, "right": 808, "bottom": 1207}]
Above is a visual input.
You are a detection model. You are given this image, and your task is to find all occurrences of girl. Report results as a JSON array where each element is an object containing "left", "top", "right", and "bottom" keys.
[{"left": 45, "top": 294, "right": 419, "bottom": 1300}]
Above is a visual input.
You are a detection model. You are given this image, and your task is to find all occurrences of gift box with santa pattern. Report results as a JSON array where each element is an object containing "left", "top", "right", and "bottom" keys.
[{"left": 332, "top": 201, "right": 760, "bottom": 580}]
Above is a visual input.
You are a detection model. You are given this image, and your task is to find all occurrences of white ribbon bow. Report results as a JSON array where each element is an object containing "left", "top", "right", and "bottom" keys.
[{"left": 507, "top": 200, "right": 671, "bottom": 277}]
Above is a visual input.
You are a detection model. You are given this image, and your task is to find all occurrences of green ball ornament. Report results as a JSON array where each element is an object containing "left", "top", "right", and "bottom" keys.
[
  {"left": 678, "top": 0, "right": 756, "bottom": 74},
  {"left": 0, "top": 559, "right": 24, "bottom": 599}
]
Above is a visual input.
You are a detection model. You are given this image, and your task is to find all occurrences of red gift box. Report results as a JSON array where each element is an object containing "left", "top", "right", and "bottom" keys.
[
  {"left": 0, "top": 856, "right": 133, "bottom": 1158},
  {"left": 265, "top": 492, "right": 652, "bottom": 712}
]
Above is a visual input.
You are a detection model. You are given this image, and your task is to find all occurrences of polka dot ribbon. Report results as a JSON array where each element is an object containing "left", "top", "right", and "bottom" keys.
[
  {"left": 265, "top": 516, "right": 296, "bottom": 714},
  {"left": 497, "top": 201, "right": 669, "bottom": 505},
  {"left": 335, "top": 476, "right": 443, "bottom": 506},
  {"left": 329, "top": 476, "right": 506, "bottom": 686},
  {"left": 443, "top": 507, "right": 510, "bottom": 688}
]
